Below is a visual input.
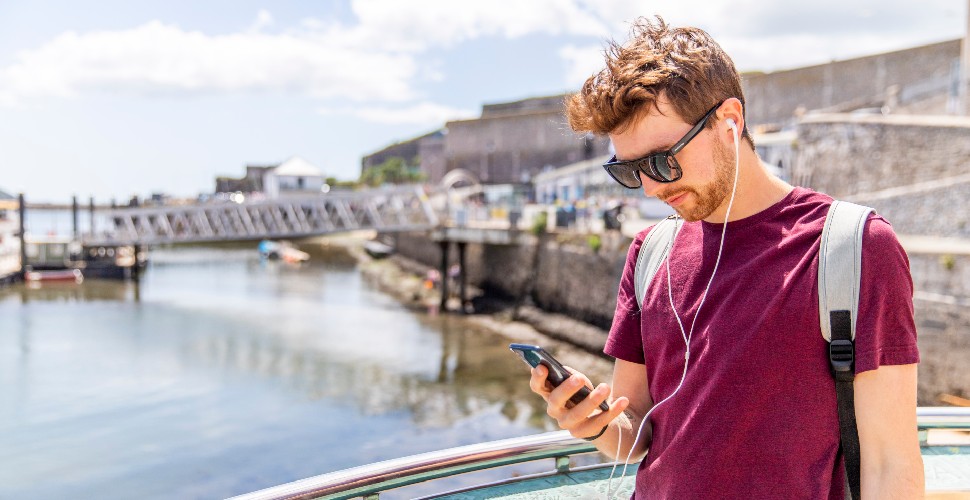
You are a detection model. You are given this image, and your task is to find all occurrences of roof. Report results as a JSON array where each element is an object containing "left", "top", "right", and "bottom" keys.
[
  {"left": 0, "top": 188, "right": 14, "bottom": 200},
  {"left": 273, "top": 156, "right": 324, "bottom": 177}
]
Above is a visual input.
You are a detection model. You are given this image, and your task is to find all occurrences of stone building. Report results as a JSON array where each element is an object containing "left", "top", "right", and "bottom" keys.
[
  {"left": 362, "top": 95, "right": 611, "bottom": 187},
  {"left": 743, "top": 39, "right": 960, "bottom": 128},
  {"left": 441, "top": 95, "right": 611, "bottom": 186},
  {"left": 215, "top": 165, "right": 274, "bottom": 194}
]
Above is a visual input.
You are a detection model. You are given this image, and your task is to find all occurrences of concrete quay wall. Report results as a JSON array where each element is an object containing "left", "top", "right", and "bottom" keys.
[
  {"left": 389, "top": 231, "right": 970, "bottom": 403},
  {"left": 390, "top": 231, "right": 627, "bottom": 328},
  {"left": 795, "top": 114, "right": 970, "bottom": 238}
]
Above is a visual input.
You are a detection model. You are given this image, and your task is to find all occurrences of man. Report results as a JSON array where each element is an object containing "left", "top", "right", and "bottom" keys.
[{"left": 529, "top": 17, "right": 923, "bottom": 498}]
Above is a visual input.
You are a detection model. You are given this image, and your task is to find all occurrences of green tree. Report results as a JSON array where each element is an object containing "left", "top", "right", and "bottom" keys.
[{"left": 360, "top": 157, "right": 426, "bottom": 187}]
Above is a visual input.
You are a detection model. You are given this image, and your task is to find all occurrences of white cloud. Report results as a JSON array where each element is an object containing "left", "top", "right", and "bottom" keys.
[
  {"left": 249, "top": 9, "right": 275, "bottom": 33},
  {"left": 556, "top": 0, "right": 964, "bottom": 78},
  {"left": 319, "top": 102, "right": 478, "bottom": 125},
  {"left": 559, "top": 44, "right": 607, "bottom": 87},
  {"left": 345, "top": 0, "right": 609, "bottom": 50},
  {"left": 0, "top": 1, "right": 616, "bottom": 108},
  {"left": 0, "top": 20, "right": 417, "bottom": 105},
  {"left": 0, "top": 1, "right": 962, "bottom": 108}
]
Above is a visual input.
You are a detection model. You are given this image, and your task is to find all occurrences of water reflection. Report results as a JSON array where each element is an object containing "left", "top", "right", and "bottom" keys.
[
  {"left": 0, "top": 245, "right": 565, "bottom": 499},
  {"left": 177, "top": 314, "right": 548, "bottom": 430},
  {"left": 0, "top": 279, "right": 139, "bottom": 303}
]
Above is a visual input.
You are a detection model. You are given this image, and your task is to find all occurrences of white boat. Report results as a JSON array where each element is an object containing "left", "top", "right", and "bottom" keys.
[
  {"left": 258, "top": 240, "right": 310, "bottom": 263},
  {"left": 364, "top": 240, "right": 394, "bottom": 259}
]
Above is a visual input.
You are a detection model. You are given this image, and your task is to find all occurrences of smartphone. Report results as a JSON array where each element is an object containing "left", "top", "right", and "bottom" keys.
[{"left": 509, "top": 343, "right": 610, "bottom": 412}]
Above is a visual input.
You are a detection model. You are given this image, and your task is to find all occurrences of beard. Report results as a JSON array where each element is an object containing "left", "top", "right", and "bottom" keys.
[{"left": 660, "top": 135, "right": 735, "bottom": 222}]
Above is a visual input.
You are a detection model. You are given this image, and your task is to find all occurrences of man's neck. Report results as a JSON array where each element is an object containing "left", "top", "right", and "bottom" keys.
[{"left": 704, "top": 148, "right": 793, "bottom": 223}]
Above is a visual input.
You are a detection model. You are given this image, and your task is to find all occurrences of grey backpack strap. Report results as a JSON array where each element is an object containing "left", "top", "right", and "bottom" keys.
[
  {"left": 818, "top": 199, "right": 873, "bottom": 500},
  {"left": 633, "top": 216, "right": 682, "bottom": 310},
  {"left": 818, "top": 200, "right": 873, "bottom": 343}
]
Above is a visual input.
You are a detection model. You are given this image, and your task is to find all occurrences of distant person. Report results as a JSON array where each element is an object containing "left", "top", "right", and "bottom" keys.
[
  {"left": 526, "top": 16, "right": 922, "bottom": 499},
  {"left": 448, "top": 263, "right": 461, "bottom": 294}
]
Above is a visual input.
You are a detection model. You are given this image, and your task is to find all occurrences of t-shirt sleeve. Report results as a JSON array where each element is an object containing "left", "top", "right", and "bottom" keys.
[
  {"left": 604, "top": 230, "right": 647, "bottom": 364},
  {"left": 854, "top": 215, "right": 920, "bottom": 373}
]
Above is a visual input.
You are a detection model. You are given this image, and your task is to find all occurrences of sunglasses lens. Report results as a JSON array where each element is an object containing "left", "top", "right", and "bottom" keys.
[
  {"left": 649, "top": 155, "right": 675, "bottom": 181},
  {"left": 605, "top": 164, "right": 641, "bottom": 188}
]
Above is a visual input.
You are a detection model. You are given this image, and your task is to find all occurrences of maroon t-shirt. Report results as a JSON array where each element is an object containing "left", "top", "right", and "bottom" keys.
[{"left": 605, "top": 187, "right": 919, "bottom": 499}]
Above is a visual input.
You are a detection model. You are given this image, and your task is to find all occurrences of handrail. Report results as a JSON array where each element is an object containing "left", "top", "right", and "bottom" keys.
[
  {"left": 227, "top": 431, "right": 592, "bottom": 500},
  {"left": 229, "top": 407, "right": 970, "bottom": 500}
]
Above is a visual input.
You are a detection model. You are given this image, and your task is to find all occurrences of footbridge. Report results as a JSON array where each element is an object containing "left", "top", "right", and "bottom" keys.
[{"left": 83, "top": 186, "right": 440, "bottom": 246}]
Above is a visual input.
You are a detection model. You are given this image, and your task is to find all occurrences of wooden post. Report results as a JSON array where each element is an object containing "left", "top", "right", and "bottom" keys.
[
  {"left": 72, "top": 195, "right": 79, "bottom": 239},
  {"left": 132, "top": 244, "right": 142, "bottom": 282},
  {"left": 18, "top": 193, "right": 27, "bottom": 277},
  {"left": 457, "top": 241, "right": 467, "bottom": 312},
  {"left": 88, "top": 197, "right": 96, "bottom": 238},
  {"left": 439, "top": 240, "right": 449, "bottom": 311}
]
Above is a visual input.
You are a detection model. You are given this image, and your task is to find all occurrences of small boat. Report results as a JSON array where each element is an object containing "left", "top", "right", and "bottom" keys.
[
  {"left": 258, "top": 240, "right": 310, "bottom": 263},
  {"left": 364, "top": 240, "right": 394, "bottom": 259},
  {"left": 230, "top": 407, "right": 970, "bottom": 499},
  {"left": 24, "top": 268, "right": 83, "bottom": 284}
]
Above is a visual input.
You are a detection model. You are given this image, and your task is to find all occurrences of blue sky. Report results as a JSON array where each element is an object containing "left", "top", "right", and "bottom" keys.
[{"left": 0, "top": 0, "right": 964, "bottom": 202}]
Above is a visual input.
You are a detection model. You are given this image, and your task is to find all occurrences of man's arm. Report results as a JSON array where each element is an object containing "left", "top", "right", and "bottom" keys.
[
  {"left": 530, "top": 358, "right": 653, "bottom": 460},
  {"left": 855, "top": 363, "right": 924, "bottom": 499}
]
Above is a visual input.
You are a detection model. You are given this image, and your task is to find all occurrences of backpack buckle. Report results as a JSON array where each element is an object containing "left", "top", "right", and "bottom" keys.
[{"left": 829, "top": 339, "right": 854, "bottom": 373}]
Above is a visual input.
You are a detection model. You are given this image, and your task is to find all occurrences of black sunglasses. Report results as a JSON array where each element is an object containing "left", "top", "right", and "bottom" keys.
[{"left": 603, "top": 102, "right": 723, "bottom": 189}]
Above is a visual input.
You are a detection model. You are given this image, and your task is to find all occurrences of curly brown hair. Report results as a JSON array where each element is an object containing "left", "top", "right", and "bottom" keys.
[{"left": 566, "top": 16, "right": 749, "bottom": 143}]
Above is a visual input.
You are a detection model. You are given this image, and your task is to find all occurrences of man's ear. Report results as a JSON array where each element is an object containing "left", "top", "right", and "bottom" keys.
[{"left": 718, "top": 97, "right": 744, "bottom": 142}]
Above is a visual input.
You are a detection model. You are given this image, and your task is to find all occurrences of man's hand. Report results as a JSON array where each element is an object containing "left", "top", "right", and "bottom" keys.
[{"left": 529, "top": 363, "right": 630, "bottom": 440}]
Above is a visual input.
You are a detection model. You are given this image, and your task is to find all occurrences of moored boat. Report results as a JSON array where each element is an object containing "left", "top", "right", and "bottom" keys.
[
  {"left": 24, "top": 268, "right": 83, "bottom": 283},
  {"left": 258, "top": 240, "right": 310, "bottom": 263},
  {"left": 364, "top": 240, "right": 394, "bottom": 259}
]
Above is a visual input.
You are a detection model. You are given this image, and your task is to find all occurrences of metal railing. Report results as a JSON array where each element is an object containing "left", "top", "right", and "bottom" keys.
[
  {"left": 84, "top": 186, "right": 439, "bottom": 246},
  {"left": 228, "top": 407, "right": 970, "bottom": 500}
]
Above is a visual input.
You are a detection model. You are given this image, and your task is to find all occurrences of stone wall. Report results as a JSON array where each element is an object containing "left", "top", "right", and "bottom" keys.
[
  {"left": 444, "top": 109, "right": 611, "bottom": 185},
  {"left": 794, "top": 114, "right": 970, "bottom": 238},
  {"left": 531, "top": 242, "right": 626, "bottom": 329},
  {"left": 389, "top": 232, "right": 626, "bottom": 328},
  {"left": 908, "top": 252, "right": 970, "bottom": 404},
  {"left": 389, "top": 231, "right": 970, "bottom": 402},
  {"left": 914, "top": 297, "right": 970, "bottom": 405},
  {"left": 910, "top": 253, "right": 970, "bottom": 299},
  {"left": 743, "top": 39, "right": 959, "bottom": 126}
]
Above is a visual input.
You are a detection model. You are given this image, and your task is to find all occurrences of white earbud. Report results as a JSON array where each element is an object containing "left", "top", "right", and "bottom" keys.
[{"left": 726, "top": 118, "right": 737, "bottom": 132}]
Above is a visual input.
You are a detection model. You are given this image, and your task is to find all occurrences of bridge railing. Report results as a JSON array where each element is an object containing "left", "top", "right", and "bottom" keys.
[{"left": 84, "top": 186, "right": 440, "bottom": 246}]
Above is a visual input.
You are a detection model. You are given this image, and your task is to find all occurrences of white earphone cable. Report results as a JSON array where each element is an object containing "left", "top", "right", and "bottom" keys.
[{"left": 606, "top": 122, "right": 742, "bottom": 499}]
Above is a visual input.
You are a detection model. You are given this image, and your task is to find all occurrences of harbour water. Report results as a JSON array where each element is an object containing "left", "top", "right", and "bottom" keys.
[{"left": 0, "top": 243, "right": 608, "bottom": 499}]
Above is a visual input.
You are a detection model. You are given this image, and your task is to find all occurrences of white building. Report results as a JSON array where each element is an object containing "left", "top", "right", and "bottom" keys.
[
  {"left": 533, "top": 155, "right": 673, "bottom": 219},
  {"left": 0, "top": 189, "right": 21, "bottom": 279},
  {"left": 263, "top": 157, "right": 327, "bottom": 199}
]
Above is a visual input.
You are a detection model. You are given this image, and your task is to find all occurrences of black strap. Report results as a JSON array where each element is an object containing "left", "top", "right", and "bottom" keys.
[
  {"left": 581, "top": 424, "right": 609, "bottom": 442},
  {"left": 829, "top": 310, "right": 861, "bottom": 500}
]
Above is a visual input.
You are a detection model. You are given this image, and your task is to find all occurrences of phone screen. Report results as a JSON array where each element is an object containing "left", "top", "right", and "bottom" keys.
[{"left": 509, "top": 343, "right": 609, "bottom": 412}]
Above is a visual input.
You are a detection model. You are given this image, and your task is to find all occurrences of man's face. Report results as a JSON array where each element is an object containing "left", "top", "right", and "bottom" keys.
[{"left": 609, "top": 98, "right": 734, "bottom": 223}]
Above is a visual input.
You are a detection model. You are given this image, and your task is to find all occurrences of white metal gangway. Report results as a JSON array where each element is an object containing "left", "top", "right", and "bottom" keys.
[{"left": 83, "top": 186, "right": 439, "bottom": 246}]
